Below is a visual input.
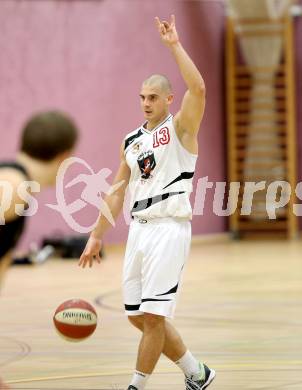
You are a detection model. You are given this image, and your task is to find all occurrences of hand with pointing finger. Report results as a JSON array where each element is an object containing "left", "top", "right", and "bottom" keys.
[{"left": 155, "top": 14, "right": 179, "bottom": 47}]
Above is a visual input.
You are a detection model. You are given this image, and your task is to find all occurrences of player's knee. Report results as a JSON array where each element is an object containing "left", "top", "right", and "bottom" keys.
[
  {"left": 128, "top": 315, "right": 144, "bottom": 331},
  {"left": 143, "top": 312, "right": 165, "bottom": 330}
]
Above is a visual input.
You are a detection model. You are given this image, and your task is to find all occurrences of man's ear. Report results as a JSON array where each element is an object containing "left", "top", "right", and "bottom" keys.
[{"left": 167, "top": 93, "right": 174, "bottom": 105}]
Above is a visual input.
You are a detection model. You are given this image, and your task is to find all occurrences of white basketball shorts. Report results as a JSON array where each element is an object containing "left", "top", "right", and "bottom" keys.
[{"left": 123, "top": 217, "right": 191, "bottom": 318}]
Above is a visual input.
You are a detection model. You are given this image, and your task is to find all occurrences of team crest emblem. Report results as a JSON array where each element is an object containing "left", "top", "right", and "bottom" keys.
[{"left": 137, "top": 150, "right": 156, "bottom": 179}]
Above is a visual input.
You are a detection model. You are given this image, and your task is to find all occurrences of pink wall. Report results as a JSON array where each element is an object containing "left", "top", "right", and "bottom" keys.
[{"left": 0, "top": 0, "right": 226, "bottom": 249}]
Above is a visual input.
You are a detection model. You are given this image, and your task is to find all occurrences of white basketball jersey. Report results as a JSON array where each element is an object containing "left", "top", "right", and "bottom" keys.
[{"left": 124, "top": 114, "right": 197, "bottom": 219}]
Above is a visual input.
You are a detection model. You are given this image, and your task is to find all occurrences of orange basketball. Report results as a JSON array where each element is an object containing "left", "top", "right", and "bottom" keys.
[{"left": 53, "top": 299, "right": 97, "bottom": 342}]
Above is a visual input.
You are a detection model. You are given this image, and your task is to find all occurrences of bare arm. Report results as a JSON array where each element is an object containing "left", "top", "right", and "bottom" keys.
[
  {"left": 0, "top": 170, "right": 32, "bottom": 287},
  {"left": 155, "top": 15, "right": 205, "bottom": 152},
  {"left": 79, "top": 142, "right": 130, "bottom": 268},
  {"left": 0, "top": 169, "right": 27, "bottom": 224}
]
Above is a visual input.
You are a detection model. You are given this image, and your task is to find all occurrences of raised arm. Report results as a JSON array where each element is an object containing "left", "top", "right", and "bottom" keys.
[
  {"left": 78, "top": 142, "right": 130, "bottom": 268},
  {"left": 155, "top": 15, "right": 205, "bottom": 152}
]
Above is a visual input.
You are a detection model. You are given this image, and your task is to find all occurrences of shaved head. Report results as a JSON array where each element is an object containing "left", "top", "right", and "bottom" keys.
[
  {"left": 142, "top": 74, "right": 172, "bottom": 94},
  {"left": 140, "top": 74, "right": 174, "bottom": 124}
]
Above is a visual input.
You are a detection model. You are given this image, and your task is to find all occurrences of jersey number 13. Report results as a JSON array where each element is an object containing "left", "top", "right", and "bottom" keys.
[{"left": 153, "top": 127, "right": 170, "bottom": 148}]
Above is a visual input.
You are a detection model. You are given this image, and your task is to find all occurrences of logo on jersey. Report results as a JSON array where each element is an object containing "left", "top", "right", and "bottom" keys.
[
  {"left": 137, "top": 150, "right": 156, "bottom": 180},
  {"left": 131, "top": 141, "right": 143, "bottom": 154}
]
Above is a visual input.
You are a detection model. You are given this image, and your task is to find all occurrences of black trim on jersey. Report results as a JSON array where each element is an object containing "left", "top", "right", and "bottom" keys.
[
  {"left": 125, "top": 304, "right": 141, "bottom": 311},
  {"left": 141, "top": 298, "right": 172, "bottom": 303},
  {"left": 131, "top": 191, "right": 185, "bottom": 213},
  {"left": 124, "top": 129, "right": 143, "bottom": 150},
  {"left": 162, "top": 171, "right": 195, "bottom": 190},
  {"left": 156, "top": 283, "right": 179, "bottom": 296}
]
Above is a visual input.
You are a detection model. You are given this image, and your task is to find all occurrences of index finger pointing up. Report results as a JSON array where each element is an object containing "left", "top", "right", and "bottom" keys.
[{"left": 170, "top": 14, "right": 176, "bottom": 26}]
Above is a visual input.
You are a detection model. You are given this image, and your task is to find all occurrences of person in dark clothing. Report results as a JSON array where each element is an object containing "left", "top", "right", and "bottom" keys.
[{"left": 0, "top": 110, "right": 78, "bottom": 389}]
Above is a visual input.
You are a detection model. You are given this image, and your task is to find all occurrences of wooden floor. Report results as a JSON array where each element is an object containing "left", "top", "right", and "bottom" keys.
[{"left": 1, "top": 239, "right": 302, "bottom": 390}]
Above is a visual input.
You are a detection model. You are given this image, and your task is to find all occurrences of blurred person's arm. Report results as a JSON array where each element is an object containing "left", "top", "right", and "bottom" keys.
[
  {"left": 0, "top": 169, "right": 27, "bottom": 224},
  {"left": 0, "top": 170, "right": 26, "bottom": 288},
  {"left": 0, "top": 251, "right": 12, "bottom": 286}
]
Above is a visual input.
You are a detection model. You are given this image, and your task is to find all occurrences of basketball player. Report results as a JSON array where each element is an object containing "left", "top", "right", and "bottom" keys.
[
  {"left": 0, "top": 111, "right": 78, "bottom": 390},
  {"left": 79, "top": 15, "right": 215, "bottom": 390}
]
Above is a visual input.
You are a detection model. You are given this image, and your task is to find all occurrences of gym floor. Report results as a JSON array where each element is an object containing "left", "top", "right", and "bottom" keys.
[{"left": 1, "top": 239, "right": 301, "bottom": 390}]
